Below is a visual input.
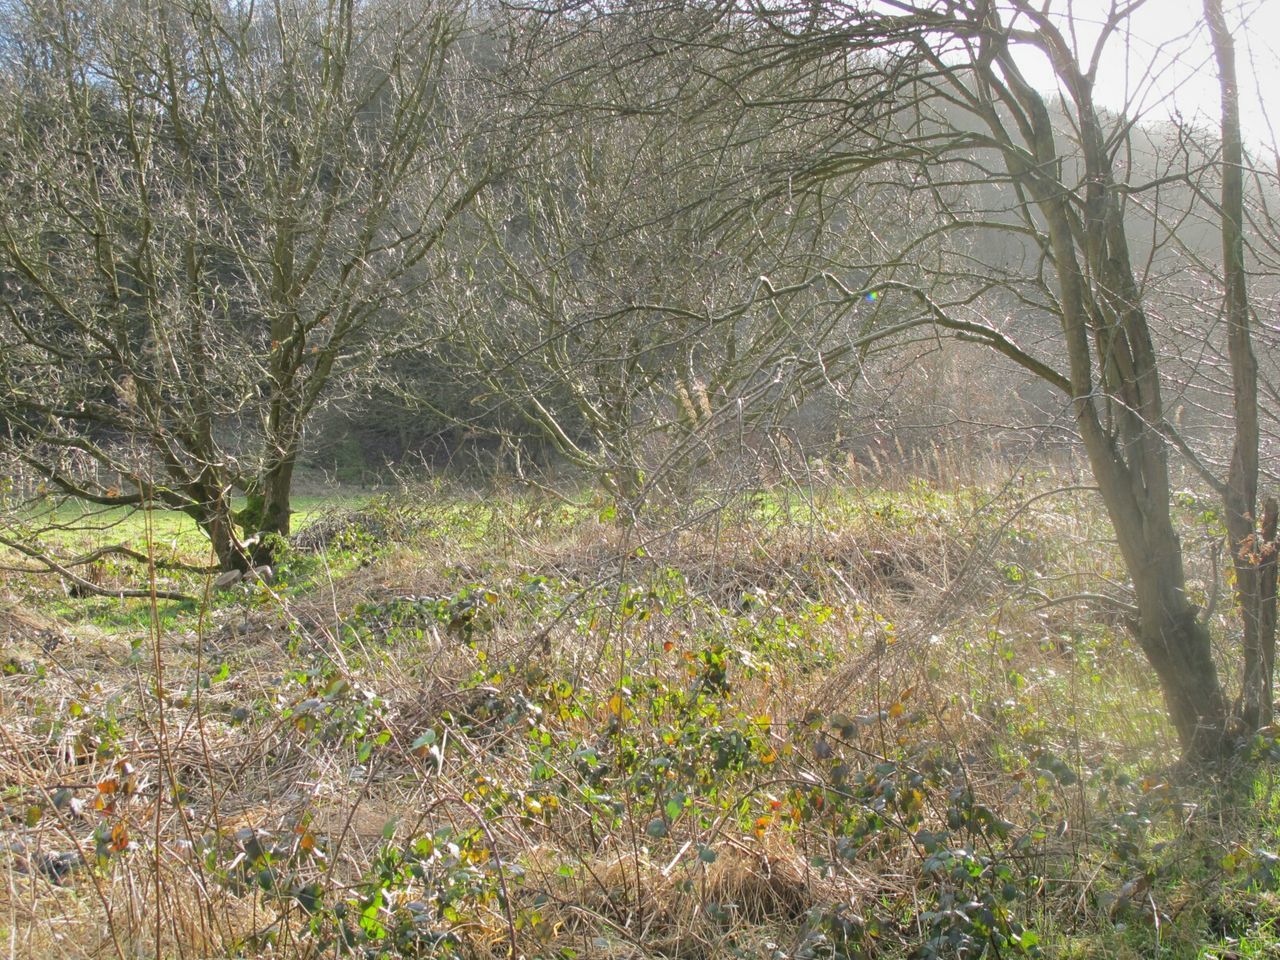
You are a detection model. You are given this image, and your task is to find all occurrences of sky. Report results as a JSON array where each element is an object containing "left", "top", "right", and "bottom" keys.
[{"left": 1007, "top": 0, "right": 1279, "bottom": 150}]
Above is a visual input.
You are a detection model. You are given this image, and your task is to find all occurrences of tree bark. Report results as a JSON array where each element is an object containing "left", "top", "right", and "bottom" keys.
[
  {"left": 1079, "top": 404, "right": 1230, "bottom": 757},
  {"left": 1129, "top": 541, "right": 1230, "bottom": 757},
  {"left": 189, "top": 486, "right": 248, "bottom": 573},
  {"left": 1253, "top": 498, "right": 1279, "bottom": 727},
  {"left": 254, "top": 452, "right": 297, "bottom": 564},
  {"left": 1205, "top": 0, "right": 1275, "bottom": 731}
]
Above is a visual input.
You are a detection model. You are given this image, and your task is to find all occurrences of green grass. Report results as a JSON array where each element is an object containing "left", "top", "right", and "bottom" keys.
[
  {"left": 2, "top": 493, "right": 379, "bottom": 632},
  {"left": 33, "top": 494, "right": 372, "bottom": 556}
]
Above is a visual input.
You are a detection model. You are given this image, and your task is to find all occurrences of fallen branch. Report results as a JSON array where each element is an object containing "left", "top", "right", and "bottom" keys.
[
  {"left": 45, "top": 542, "right": 213, "bottom": 574},
  {"left": 0, "top": 534, "right": 197, "bottom": 602},
  {"left": 1028, "top": 589, "right": 1140, "bottom": 618}
]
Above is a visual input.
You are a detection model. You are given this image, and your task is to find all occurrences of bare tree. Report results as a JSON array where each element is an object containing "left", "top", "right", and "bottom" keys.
[
  {"left": 0, "top": 0, "right": 495, "bottom": 571},
  {"left": 441, "top": 5, "right": 921, "bottom": 509},
  {"left": 751, "top": 0, "right": 1280, "bottom": 757},
  {"left": 1204, "top": 0, "right": 1277, "bottom": 729},
  {"left": 505, "top": 0, "right": 1279, "bottom": 758}
]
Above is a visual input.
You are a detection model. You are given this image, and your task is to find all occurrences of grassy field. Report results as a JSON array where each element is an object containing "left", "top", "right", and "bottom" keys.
[
  {"left": 2, "top": 474, "right": 1278, "bottom": 959},
  {"left": 30, "top": 495, "right": 374, "bottom": 556}
]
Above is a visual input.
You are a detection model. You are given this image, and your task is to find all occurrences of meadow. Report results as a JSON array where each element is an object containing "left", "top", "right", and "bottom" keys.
[{"left": 2, "top": 468, "right": 1278, "bottom": 959}]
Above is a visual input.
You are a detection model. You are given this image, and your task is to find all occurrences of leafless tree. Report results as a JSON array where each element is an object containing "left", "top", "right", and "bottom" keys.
[
  {"left": 503, "top": 0, "right": 1279, "bottom": 758},
  {"left": 0, "top": 0, "right": 497, "bottom": 571},
  {"left": 440, "top": 4, "right": 925, "bottom": 509}
]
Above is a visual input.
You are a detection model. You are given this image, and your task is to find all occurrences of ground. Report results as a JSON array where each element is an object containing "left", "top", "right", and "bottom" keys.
[{"left": 2, "top": 471, "right": 1279, "bottom": 959}]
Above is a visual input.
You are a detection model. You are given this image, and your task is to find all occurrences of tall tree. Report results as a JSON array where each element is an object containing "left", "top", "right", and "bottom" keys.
[{"left": 1205, "top": 0, "right": 1276, "bottom": 729}]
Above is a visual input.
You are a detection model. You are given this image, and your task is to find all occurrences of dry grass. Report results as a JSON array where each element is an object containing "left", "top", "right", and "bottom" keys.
[{"left": 1, "top": 473, "right": 1276, "bottom": 959}]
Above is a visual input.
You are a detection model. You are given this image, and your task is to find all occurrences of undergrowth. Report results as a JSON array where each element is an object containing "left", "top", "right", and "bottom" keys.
[{"left": 2, "top": 474, "right": 1278, "bottom": 959}]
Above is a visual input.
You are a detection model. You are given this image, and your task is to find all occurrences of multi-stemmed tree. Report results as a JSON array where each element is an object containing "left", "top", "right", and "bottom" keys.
[
  {"left": 0, "top": 0, "right": 496, "bottom": 571},
  {"left": 444, "top": 5, "right": 922, "bottom": 509}
]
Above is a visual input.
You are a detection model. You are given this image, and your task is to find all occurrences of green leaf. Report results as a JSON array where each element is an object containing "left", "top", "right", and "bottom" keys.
[
  {"left": 412, "top": 729, "right": 437, "bottom": 749},
  {"left": 360, "top": 890, "right": 386, "bottom": 940}
]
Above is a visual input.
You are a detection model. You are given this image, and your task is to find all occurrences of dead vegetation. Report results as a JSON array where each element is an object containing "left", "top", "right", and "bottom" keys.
[{"left": 1, "top": 477, "right": 1277, "bottom": 959}]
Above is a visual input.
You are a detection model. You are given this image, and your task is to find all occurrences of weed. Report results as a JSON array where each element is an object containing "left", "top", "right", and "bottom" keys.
[{"left": 2, "top": 475, "right": 1277, "bottom": 958}]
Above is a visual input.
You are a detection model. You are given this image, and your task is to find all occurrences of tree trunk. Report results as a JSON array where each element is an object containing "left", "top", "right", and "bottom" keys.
[
  {"left": 1245, "top": 498, "right": 1279, "bottom": 728},
  {"left": 1131, "top": 564, "right": 1230, "bottom": 758},
  {"left": 1089, "top": 451, "right": 1230, "bottom": 757},
  {"left": 1077, "top": 385, "right": 1230, "bottom": 758},
  {"left": 1205, "top": 0, "right": 1276, "bottom": 732},
  {"left": 253, "top": 453, "right": 297, "bottom": 565},
  {"left": 190, "top": 487, "right": 249, "bottom": 573}
]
